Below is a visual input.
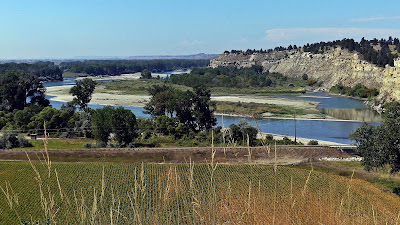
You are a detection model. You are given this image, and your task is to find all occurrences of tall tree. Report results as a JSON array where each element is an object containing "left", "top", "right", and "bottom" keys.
[
  {"left": 0, "top": 71, "right": 49, "bottom": 112},
  {"left": 91, "top": 106, "right": 114, "bottom": 145},
  {"left": 141, "top": 69, "right": 152, "bottom": 79},
  {"left": 144, "top": 85, "right": 174, "bottom": 117},
  {"left": 69, "top": 78, "right": 97, "bottom": 111},
  {"left": 350, "top": 102, "right": 400, "bottom": 173},
  {"left": 112, "top": 107, "right": 138, "bottom": 146},
  {"left": 192, "top": 85, "right": 216, "bottom": 131}
]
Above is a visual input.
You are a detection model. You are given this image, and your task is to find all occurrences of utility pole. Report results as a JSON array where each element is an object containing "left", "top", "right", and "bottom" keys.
[{"left": 294, "top": 112, "right": 297, "bottom": 144}]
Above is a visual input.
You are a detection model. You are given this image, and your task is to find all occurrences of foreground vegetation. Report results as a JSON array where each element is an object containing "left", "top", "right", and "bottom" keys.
[{"left": 1, "top": 160, "right": 399, "bottom": 224}]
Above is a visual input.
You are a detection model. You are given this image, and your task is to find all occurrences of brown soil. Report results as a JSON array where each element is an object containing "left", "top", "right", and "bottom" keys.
[{"left": 0, "top": 146, "right": 351, "bottom": 164}]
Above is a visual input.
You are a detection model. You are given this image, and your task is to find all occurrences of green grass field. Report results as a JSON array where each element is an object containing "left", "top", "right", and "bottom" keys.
[
  {"left": 1, "top": 161, "right": 400, "bottom": 224},
  {"left": 19, "top": 138, "right": 96, "bottom": 150}
]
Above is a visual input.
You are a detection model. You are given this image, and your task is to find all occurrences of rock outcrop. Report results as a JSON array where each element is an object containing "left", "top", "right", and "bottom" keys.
[{"left": 211, "top": 48, "right": 400, "bottom": 105}]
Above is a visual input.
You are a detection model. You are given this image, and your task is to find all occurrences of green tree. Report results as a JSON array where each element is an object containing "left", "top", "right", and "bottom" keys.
[
  {"left": 144, "top": 85, "right": 175, "bottom": 117},
  {"left": 192, "top": 85, "right": 216, "bottom": 131},
  {"left": 350, "top": 102, "right": 400, "bottom": 173},
  {"left": 28, "top": 107, "right": 70, "bottom": 135},
  {"left": 112, "top": 107, "right": 138, "bottom": 146},
  {"left": 0, "top": 71, "right": 49, "bottom": 112},
  {"left": 91, "top": 106, "right": 114, "bottom": 145},
  {"left": 141, "top": 69, "right": 152, "bottom": 79},
  {"left": 70, "top": 78, "right": 97, "bottom": 111}
]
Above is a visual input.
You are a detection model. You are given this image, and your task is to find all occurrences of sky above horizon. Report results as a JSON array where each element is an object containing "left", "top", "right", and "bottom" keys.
[{"left": 1, "top": 0, "right": 400, "bottom": 59}]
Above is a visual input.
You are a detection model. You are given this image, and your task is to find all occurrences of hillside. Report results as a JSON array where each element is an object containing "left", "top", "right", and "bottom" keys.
[{"left": 211, "top": 43, "right": 400, "bottom": 107}]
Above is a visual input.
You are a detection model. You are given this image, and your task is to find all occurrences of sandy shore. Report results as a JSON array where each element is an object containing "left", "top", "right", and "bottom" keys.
[{"left": 46, "top": 85, "right": 151, "bottom": 107}]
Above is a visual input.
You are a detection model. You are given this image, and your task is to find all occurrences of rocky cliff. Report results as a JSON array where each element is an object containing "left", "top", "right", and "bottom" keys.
[{"left": 211, "top": 48, "right": 400, "bottom": 106}]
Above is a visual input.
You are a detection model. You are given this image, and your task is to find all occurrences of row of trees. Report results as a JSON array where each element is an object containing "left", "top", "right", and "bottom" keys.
[
  {"left": 60, "top": 59, "right": 210, "bottom": 76},
  {"left": 303, "top": 38, "right": 398, "bottom": 67},
  {"left": 226, "top": 37, "right": 399, "bottom": 68},
  {"left": 0, "top": 71, "right": 49, "bottom": 112},
  {"left": 0, "top": 61, "right": 63, "bottom": 81},
  {"left": 330, "top": 83, "right": 379, "bottom": 99},
  {"left": 167, "top": 66, "right": 311, "bottom": 89}
]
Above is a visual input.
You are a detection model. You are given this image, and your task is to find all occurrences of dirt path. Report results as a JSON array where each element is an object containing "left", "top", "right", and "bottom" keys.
[{"left": 0, "top": 146, "right": 351, "bottom": 165}]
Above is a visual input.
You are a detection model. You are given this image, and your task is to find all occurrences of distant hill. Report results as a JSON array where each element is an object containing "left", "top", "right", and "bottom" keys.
[
  {"left": 127, "top": 53, "right": 219, "bottom": 60},
  {"left": 70, "top": 53, "right": 219, "bottom": 61}
]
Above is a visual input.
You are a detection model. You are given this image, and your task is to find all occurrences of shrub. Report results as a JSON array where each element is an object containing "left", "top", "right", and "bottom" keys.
[
  {"left": 308, "top": 140, "right": 319, "bottom": 145},
  {"left": 0, "top": 131, "right": 32, "bottom": 149},
  {"left": 83, "top": 143, "right": 93, "bottom": 148},
  {"left": 264, "top": 134, "right": 274, "bottom": 141},
  {"left": 393, "top": 187, "right": 400, "bottom": 196}
]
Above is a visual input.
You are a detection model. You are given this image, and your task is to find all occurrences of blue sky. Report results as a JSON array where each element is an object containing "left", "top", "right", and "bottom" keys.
[{"left": 1, "top": 0, "right": 400, "bottom": 59}]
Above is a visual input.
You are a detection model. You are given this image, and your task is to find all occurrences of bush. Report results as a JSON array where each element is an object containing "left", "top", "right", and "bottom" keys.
[
  {"left": 17, "top": 136, "right": 33, "bottom": 147},
  {"left": 127, "top": 143, "right": 135, "bottom": 148},
  {"left": 83, "top": 143, "right": 93, "bottom": 148},
  {"left": 96, "top": 141, "right": 107, "bottom": 148},
  {"left": 0, "top": 131, "right": 32, "bottom": 149},
  {"left": 264, "top": 134, "right": 274, "bottom": 141},
  {"left": 308, "top": 140, "right": 319, "bottom": 145},
  {"left": 393, "top": 187, "right": 400, "bottom": 196}
]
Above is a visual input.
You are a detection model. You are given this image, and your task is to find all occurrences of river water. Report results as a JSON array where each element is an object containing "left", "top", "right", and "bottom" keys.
[{"left": 44, "top": 72, "right": 381, "bottom": 145}]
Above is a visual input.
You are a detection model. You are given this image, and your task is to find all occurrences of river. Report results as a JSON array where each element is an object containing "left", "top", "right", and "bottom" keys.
[{"left": 44, "top": 72, "right": 381, "bottom": 145}]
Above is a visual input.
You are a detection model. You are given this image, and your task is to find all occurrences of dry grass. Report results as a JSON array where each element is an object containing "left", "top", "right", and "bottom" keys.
[{"left": 1, "top": 123, "right": 400, "bottom": 224}]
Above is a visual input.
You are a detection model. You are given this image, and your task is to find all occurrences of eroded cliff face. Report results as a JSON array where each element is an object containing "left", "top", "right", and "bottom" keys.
[{"left": 211, "top": 48, "right": 400, "bottom": 105}]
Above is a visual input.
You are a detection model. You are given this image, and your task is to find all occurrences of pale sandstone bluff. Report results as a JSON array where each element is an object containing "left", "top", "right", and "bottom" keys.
[{"left": 211, "top": 48, "right": 400, "bottom": 106}]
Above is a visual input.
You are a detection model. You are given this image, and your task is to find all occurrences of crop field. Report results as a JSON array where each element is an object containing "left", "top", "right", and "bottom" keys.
[{"left": 1, "top": 160, "right": 400, "bottom": 224}]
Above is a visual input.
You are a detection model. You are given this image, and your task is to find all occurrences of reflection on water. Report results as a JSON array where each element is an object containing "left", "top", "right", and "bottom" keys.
[{"left": 319, "top": 108, "right": 382, "bottom": 122}]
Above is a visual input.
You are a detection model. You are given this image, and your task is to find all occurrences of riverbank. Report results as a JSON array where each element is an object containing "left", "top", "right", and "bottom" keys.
[
  {"left": 47, "top": 85, "right": 353, "bottom": 121},
  {"left": 258, "top": 132, "right": 348, "bottom": 146}
]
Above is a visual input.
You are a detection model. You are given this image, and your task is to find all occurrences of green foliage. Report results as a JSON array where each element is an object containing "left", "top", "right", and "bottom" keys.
[
  {"left": 303, "top": 38, "right": 397, "bottom": 67},
  {"left": 308, "top": 140, "right": 319, "bottom": 145},
  {"left": 112, "top": 107, "right": 138, "bottom": 146},
  {"left": 144, "top": 84, "right": 216, "bottom": 133},
  {"left": 0, "top": 61, "right": 63, "bottom": 81},
  {"left": 91, "top": 106, "right": 114, "bottom": 144},
  {"left": 91, "top": 106, "right": 138, "bottom": 146},
  {"left": 0, "top": 131, "right": 32, "bottom": 149},
  {"left": 69, "top": 78, "right": 97, "bottom": 111},
  {"left": 60, "top": 59, "right": 210, "bottom": 76},
  {"left": 330, "top": 83, "right": 379, "bottom": 98},
  {"left": 140, "top": 69, "right": 152, "bottom": 79},
  {"left": 215, "top": 101, "right": 307, "bottom": 117},
  {"left": 0, "top": 71, "right": 49, "bottom": 112},
  {"left": 168, "top": 66, "right": 309, "bottom": 89},
  {"left": 350, "top": 102, "right": 400, "bottom": 173},
  {"left": 28, "top": 107, "right": 71, "bottom": 135},
  {"left": 227, "top": 119, "right": 258, "bottom": 146}
]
